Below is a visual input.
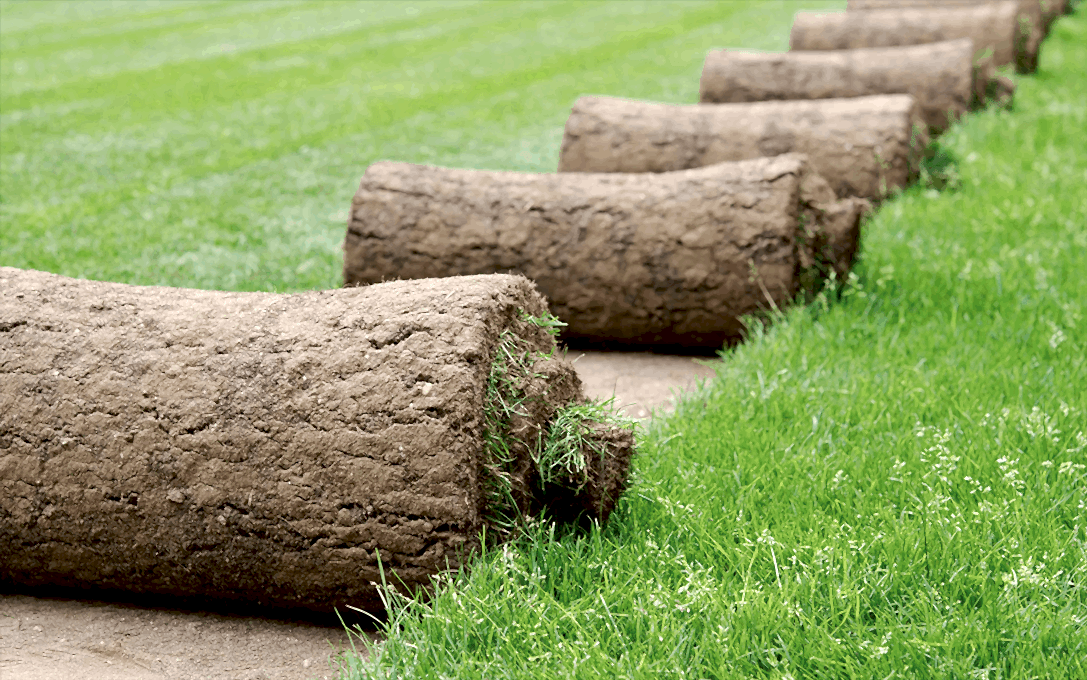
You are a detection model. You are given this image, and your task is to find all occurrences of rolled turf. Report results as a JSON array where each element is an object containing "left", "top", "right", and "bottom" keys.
[
  {"left": 558, "top": 94, "right": 927, "bottom": 201},
  {"left": 846, "top": 0, "right": 1060, "bottom": 40},
  {"left": 699, "top": 39, "right": 1015, "bottom": 134},
  {"left": 343, "top": 155, "right": 867, "bottom": 348},
  {"left": 0, "top": 267, "right": 635, "bottom": 613},
  {"left": 790, "top": 2, "right": 1036, "bottom": 73}
]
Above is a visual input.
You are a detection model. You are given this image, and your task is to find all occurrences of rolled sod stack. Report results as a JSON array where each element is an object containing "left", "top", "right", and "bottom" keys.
[
  {"left": 699, "top": 39, "right": 1015, "bottom": 134},
  {"left": 790, "top": 1, "right": 1036, "bottom": 74},
  {"left": 557, "top": 94, "right": 927, "bottom": 201},
  {"left": 0, "top": 268, "right": 635, "bottom": 613},
  {"left": 846, "top": 0, "right": 1061, "bottom": 40},
  {"left": 343, "top": 154, "right": 868, "bottom": 348}
]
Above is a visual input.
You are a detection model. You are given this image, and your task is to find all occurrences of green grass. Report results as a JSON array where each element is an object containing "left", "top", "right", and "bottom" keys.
[{"left": 3, "top": 2, "right": 1085, "bottom": 679}]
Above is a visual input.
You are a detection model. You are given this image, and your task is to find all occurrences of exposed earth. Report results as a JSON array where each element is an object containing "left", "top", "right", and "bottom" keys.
[{"left": 0, "top": 350, "right": 716, "bottom": 680}]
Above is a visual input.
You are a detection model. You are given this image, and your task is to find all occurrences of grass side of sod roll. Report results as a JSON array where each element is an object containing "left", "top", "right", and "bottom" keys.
[
  {"left": 340, "top": 14, "right": 1087, "bottom": 680},
  {"left": 2, "top": 2, "right": 1085, "bottom": 679}
]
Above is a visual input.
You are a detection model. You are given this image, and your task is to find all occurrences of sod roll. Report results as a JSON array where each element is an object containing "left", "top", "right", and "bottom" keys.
[
  {"left": 557, "top": 94, "right": 927, "bottom": 202},
  {"left": 343, "top": 154, "right": 869, "bottom": 348},
  {"left": 699, "top": 40, "right": 1015, "bottom": 134},
  {"left": 846, "top": 0, "right": 1058, "bottom": 41},
  {"left": 790, "top": 2, "right": 1035, "bottom": 74},
  {"left": 0, "top": 268, "right": 635, "bottom": 613}
]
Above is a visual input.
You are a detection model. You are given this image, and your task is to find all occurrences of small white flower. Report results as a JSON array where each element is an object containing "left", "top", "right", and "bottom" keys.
[
  {"left": 1058, "top": 461, "right": 1085, "bottom": 475},
  {"left": 831, "top": 469, "right": 848, "bottom": 489}
]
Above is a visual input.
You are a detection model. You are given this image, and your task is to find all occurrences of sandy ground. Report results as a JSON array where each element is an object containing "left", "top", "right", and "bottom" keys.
[
  {"left": 568, "top": 349, "right": 717, "bottom": 418},
  {"left": 0, "top": 350, "right": 718, "bottom": 680}
]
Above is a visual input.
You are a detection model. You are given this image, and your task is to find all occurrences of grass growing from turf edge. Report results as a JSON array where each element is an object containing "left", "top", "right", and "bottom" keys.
[
  {"left": 338, "top": 13, "right": 1087, "bottom": 680},
  {"left": 481, "top": 310, "right": 636, "bottom": 535}
]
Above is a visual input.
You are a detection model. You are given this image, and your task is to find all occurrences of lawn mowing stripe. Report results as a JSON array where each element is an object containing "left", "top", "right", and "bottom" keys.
[
  {"left": 0, "top": 0, "right": 545, "bottom": 112},
  {"left": 0, "top": 0, "right": 679, "bottom": 159},
  {"left": 0, "top": 0, "right": 237, "bottom": 39},
  {"left": 0, "top": 0, "right": 753, "bottom": 145},
  {"left": 0, "top": 1, "right": 298, "bottom": 52},
  {"left": 4, "top": 0, "right": 808, "bottom": 177}
]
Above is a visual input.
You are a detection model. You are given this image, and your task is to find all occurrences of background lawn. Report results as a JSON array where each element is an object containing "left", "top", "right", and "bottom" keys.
[
  {"left": 3, "top": 2, "right": 1085, "bottom": 679},
  {"left": 2, "top": 0, "right": 838, "bottom": 291}
]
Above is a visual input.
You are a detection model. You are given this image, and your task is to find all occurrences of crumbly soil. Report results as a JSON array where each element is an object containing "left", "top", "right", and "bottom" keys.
[{"left": 0, "top": 349, "right": 712, "bottom": 680}]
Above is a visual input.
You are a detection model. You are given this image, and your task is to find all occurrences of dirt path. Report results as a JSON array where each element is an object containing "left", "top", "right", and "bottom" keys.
[
  {"left": 0, "top": 351, "right": 717, "bottom": 680},
  {"left": 0, "top": 594, "right": 362, "bottom": 680}
]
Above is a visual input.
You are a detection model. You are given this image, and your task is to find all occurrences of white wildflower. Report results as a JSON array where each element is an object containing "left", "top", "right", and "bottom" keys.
[
  {"left": 1058, "top": 461, "right": 1085, "bottom": 475},
  {"left": 831, "top": 469, "right": 848, "bottom": 489}
]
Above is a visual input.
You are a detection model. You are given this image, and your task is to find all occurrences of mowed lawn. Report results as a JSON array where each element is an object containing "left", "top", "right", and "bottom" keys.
[
  {"left": 3, "top": 2, "right": 1086, "bottom": 679},
  {"left": 2, "top": 0, "right": 837, "bottom": 290}
]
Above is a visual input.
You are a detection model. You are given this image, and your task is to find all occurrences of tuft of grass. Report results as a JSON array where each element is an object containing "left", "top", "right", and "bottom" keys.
[
  {"left": 520, "top": 309, "right": 567, "bottom": 338},
  {"left": 479, "top": 326, "right": 538, "bottom": 534},
  {"left": 534, "top": 399, "right": 634, "bottom": 492},
  {"left": 481, "top": 310, "right": 633, "bottom": 534},
  {"left": 917, "top": 139, "right": 962, "bottom": 193}
]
